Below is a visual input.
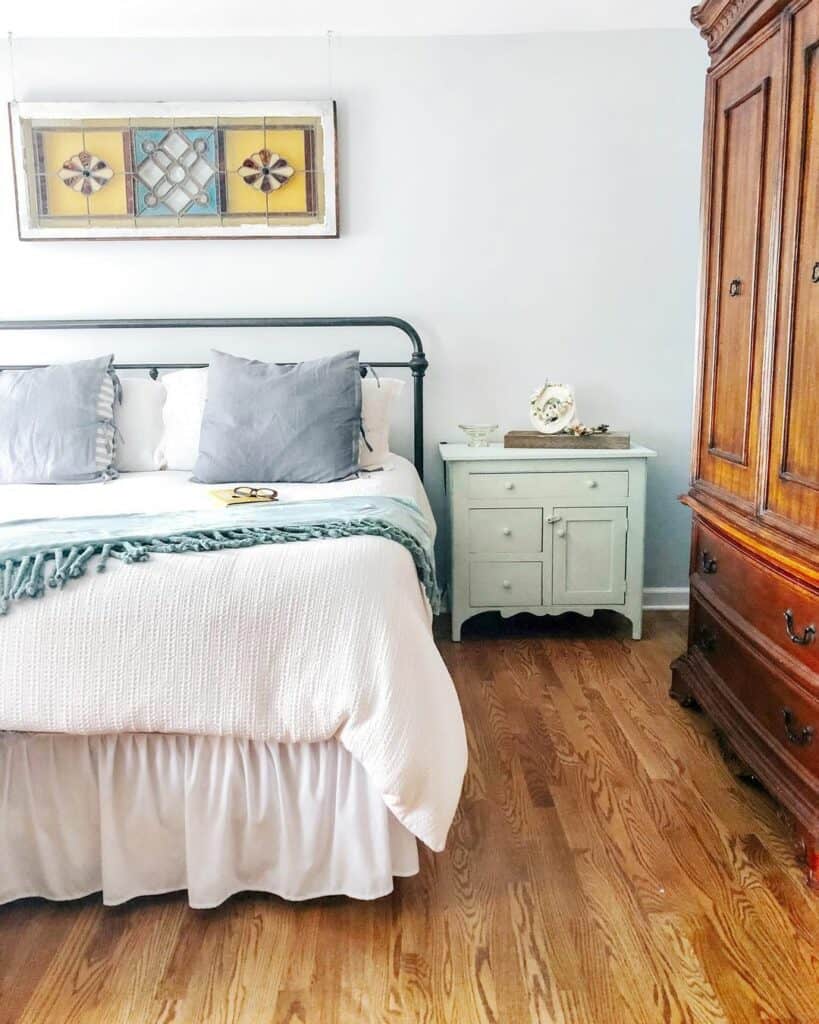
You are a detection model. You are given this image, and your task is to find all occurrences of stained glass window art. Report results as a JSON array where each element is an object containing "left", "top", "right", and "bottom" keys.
[{"left": 9, "top": 102, "right": 338, "bottom": 239}]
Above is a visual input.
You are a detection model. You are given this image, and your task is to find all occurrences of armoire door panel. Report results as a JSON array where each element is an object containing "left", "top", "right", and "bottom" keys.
[
  {"left": 766, "top": 0, "right": 819, "bottom": 536},
  {"left": 708, "top": 81, "right": 769, "bottom": 464},
  {"left": 696, "top": 29, "right": 784, "bottom": 507}
]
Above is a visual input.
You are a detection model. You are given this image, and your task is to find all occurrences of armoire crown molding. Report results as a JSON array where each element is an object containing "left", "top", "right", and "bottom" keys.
[{"left": 691, "top": 0, "right": 789, "bottom": 57}]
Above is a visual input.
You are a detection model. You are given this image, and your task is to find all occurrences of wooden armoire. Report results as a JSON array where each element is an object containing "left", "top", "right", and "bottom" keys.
[{"left": 671, "top": 0, "right": 819, "bottom": 887}]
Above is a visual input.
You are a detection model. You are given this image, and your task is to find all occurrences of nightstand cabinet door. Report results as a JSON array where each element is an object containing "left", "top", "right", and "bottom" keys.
[{"left": 552, "top": 506, "right": 627, "bottom": 606}]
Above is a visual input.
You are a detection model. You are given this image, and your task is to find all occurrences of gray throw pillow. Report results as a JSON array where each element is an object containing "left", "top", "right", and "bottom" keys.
[
  {"left": 193, "top": 349, "right": 362, "bottom": 484},
  {"left": 0, "top": 354, "right": 120, "bottom": 484}
]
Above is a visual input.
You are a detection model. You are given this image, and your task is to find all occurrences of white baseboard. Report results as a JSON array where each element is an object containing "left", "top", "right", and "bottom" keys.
[{"left": 642, "top": 587, "right": 690, "bottom": 611}]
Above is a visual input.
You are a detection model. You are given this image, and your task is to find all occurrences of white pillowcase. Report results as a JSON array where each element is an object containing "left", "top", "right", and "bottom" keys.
[
  {"left": 156, "top": 366, "right": 405, "bottom": 472},
  {"left": 113, "top": 378, "right": 167, "bottom": 473},
  {"left": 157, "top": 368, "right": 209, "bottom": 471},
  {"left": 360, "top": 377, "right": 405, "bottom": 469}
]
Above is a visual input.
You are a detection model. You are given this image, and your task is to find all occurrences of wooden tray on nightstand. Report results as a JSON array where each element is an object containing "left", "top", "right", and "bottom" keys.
[{"left": 504, "top": 430, "right": 630, "bottom": 449}]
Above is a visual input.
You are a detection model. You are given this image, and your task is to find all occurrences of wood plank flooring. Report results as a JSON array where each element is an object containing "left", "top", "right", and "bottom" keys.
[{"left": 2, "top": 610, "right": 818, "bottom": 1024}]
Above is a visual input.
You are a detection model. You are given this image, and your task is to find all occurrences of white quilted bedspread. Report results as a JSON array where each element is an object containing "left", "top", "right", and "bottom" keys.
[{"left": 0, "top": 458, "right": 467, "bottom": 851}]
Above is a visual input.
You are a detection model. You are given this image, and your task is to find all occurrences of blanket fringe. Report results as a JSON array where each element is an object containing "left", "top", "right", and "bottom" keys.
[{"left": 0, "top": 520, "right": 439, "bottom": 617}]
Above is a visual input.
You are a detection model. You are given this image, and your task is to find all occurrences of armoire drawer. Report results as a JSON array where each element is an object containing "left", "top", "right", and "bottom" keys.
[
  {"left": 694, "top": 521, "right": 818, "bottom": 674},
  {"left": 467, "top": 471, "right": 628, "bottom": 502},
  {"left": 469, "top": 562, "right": 542, "bottom": 608},
  {"left": 691, "top": 595, "right": 819, "bottom": 776},
  {"left": 468, "top": 508, "right": 543, "bottom": 554}
]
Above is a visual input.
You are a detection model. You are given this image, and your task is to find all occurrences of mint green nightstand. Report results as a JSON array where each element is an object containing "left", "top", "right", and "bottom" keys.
[{"left": 439, "top": 442, "right": 657, "bottom": 642}]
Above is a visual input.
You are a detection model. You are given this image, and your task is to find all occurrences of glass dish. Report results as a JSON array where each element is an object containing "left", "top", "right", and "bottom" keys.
[{"left": 458, "top": 423, "right": 498, "bottom": 447}]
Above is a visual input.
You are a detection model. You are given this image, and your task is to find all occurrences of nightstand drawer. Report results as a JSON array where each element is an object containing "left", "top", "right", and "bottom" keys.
[
  {"left": 470, "top": 562, "right": 542, "bottom": 607},
  {"left": 467, "top": 471, "right": 628, "bottom": 501},
  {"left": 469, "top": 508, "right": 543, "bottom": 554}
]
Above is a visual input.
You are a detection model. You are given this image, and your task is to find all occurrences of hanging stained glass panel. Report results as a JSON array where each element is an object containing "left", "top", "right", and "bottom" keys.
[{"left": 9, "top": 101, "right": 338, "bottom": 240}]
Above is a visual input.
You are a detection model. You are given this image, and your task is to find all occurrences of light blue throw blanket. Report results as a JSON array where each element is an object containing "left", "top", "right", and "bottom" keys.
[{"left": 0, "top": 496, "right": 440, "bottom": 617}]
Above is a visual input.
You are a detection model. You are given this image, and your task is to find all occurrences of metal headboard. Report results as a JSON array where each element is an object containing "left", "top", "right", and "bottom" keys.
[{"left": 0, "top": 316, "right": 429, "bottom": 479}]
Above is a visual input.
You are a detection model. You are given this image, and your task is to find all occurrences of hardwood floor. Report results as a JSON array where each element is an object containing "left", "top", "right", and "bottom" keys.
[{"left": 2, "top": 610, "right": 818, "bottom": 1024}]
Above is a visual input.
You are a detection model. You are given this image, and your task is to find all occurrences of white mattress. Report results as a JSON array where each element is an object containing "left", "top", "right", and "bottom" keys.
[{"left": 0, "top": 453, "right": 435, "bottom": 536}]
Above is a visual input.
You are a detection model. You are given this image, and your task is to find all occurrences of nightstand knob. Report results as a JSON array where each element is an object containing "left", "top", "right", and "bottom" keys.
[
  {"left": 502, "top": 580, "right": 512, "bottom": 590},
  {"left": 502, "top": 527, "right": 512, "bottom": 536},
  {"left": 504, "top": 481, "right": 514, "bottom": 491},
  {"left": 586, "top": 479, "right": 598, "bottom": 488},
  {"left": 557, "top": 529, "right": 567, "bottom": 538}
]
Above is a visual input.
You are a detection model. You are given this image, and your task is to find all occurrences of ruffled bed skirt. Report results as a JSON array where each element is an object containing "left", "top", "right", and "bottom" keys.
[{"left": 0, "top": 733, "right": 419, "bottom": 908}]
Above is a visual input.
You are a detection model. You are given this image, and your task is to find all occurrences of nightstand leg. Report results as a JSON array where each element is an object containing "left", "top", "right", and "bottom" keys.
[
  {"left": 452, "top": 618, "right": 463, "bottom": 642},
  {"left": 626, "top": 605, "right": 643, "bottom": 640}
]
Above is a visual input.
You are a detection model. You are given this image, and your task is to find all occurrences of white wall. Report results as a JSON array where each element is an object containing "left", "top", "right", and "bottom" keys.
[{"left": 0, "top": 31, "right": 707, "bottom": 591}]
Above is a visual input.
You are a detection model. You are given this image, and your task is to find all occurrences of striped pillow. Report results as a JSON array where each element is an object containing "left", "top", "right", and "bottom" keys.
[{"left": 96, "top": 370, "right": 118, "bottom": 475}]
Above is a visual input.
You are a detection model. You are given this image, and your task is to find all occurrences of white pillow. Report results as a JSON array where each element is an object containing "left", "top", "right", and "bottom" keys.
[
  {"left": 113, "top": 377, "right": 167, "bottom": 472},
  {"left": 360, "top": 377, "right": 405, "bottom": 468},
  {"left": 157, "top": 367, "right": 208, "bottom": 471},
  {"left": 156, "top": 367, "right": 405, "bottom": 472}
]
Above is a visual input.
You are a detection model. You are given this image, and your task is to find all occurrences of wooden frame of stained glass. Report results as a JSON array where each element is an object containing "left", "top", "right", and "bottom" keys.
[{"left": 8, "top": 101, "right": 338, "bottom": 240}]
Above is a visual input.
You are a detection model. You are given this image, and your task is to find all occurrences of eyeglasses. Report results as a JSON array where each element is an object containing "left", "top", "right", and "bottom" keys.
[{"left": 232, "top": 486, "right": 278, "bottom": 500}]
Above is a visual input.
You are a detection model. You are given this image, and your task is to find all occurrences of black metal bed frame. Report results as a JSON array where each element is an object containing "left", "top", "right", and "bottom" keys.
[{"left": 0, "top": 316, "right": 428, "bottom": 479}]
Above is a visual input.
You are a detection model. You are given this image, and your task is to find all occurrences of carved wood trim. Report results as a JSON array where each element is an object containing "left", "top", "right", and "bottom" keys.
[
  {"left": 692, "top": 0, "right": 790, "bottom": 58},
  {"left": 693, "top": 0, "right": 758, "bottom": 50}
]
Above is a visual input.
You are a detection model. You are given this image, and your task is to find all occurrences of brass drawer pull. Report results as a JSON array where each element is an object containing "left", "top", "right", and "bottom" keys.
[
  {"left": 701, "top": 551, "right": 718, "bottom": 574},
  {"left": 784, "top": 610, "right": 816, "bottom": 646},
  {"left": 695, "top": 625, "right": 717, "bottom": 653},
  {"left": 783, "top": 708, "right": 815, "bottom": 747},
  {"left": 729, "top": 278, "right": 742, "bottom": 297}
]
